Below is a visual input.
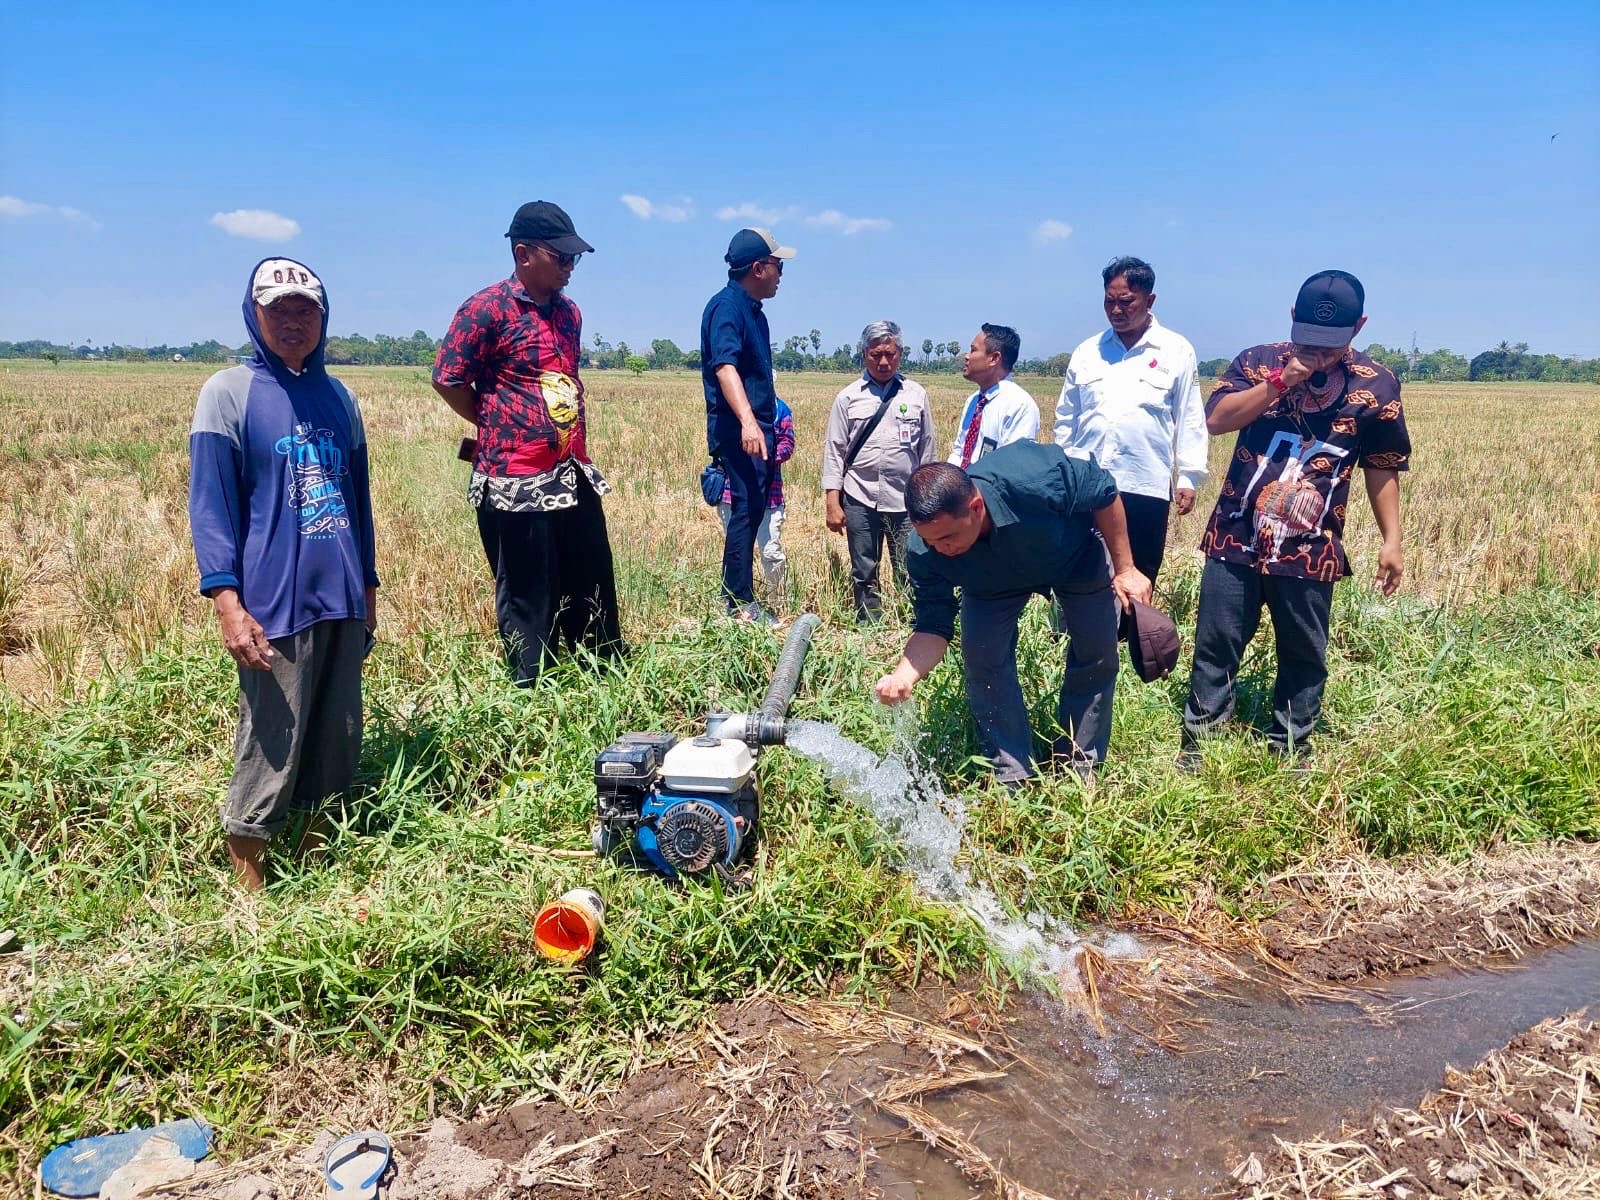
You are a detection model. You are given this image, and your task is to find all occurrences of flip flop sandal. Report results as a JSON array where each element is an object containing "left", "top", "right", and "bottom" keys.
[
  {"left": 39, "top": 1118, "right": 213, "bottom": 1197},
  {"left": 323, "top": 1131, "right": 392, "bottom": 1200}
]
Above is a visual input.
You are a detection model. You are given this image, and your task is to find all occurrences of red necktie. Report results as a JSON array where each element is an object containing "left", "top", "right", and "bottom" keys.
[{"left": 959, "top": 389, "right": 992, "bottom": 469}]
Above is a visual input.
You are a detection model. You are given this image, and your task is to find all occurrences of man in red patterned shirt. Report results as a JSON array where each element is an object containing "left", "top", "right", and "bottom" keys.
[{"left": 432, "top": 201, "right": 621, "bottom": 685}]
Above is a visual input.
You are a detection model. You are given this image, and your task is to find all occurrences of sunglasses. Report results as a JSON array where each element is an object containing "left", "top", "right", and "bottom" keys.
[
  {"left": 760, "top": 257, "right": 784, "bottom": 275},
  {"left": 522, "top": 242, "right": 583, "bottom": 268}
]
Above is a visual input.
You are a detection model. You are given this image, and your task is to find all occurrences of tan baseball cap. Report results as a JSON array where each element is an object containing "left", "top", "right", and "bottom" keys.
[{"left": 252, "top": 259, "right": 325, "bottom": 310}]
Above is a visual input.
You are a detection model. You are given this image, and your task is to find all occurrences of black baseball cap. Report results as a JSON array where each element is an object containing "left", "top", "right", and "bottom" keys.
[
  {"left": 1290, "top": 270, "right": 1364, "bottom": 348},
  {"left": 505, "top": 201, "right": 594, "bottom": 255},
  {"left": 725, "top": 227, "right": 796, "bottom": 271}
]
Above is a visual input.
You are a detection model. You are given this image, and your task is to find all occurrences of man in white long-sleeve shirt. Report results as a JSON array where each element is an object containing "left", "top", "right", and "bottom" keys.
[
  {"left": 948, "top": 324, "right": 1040, "bottom": 468},
  {"left": 1054, "top": 257, "right": 1208, "bottom": 585}
]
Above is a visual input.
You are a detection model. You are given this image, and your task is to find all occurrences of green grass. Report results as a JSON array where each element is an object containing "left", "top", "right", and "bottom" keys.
[{"left": 2, "top": 572, "right": 1597, "bottom": 1172}]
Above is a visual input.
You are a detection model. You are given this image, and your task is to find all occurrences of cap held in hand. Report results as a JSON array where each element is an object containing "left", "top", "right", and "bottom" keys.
[{"left": 1121, "top": 599, "right": 1180, "bottom": 683}]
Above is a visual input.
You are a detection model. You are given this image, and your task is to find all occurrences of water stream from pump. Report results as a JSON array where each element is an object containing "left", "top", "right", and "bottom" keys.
[{"left": 786, "top": 714, "right": 1135, "bottom": 985}]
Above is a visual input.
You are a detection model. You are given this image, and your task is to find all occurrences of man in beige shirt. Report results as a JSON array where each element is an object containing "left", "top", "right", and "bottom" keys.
[{"left": 821, "top": 320, "right": 940, "bottom": 622}]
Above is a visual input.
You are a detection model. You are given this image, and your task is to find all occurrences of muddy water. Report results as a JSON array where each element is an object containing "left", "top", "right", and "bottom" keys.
[
  {"left": 863, "top": 939, "right": 1600, "bottom": 1199},
  {"left": 782, "top": 720, "right": 1598, "bottom": 1196}
]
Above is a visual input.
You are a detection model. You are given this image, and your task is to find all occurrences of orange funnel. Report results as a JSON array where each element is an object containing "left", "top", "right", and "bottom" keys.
[{"left": 534, "top": 888, "right": 605, "bottom": 964}]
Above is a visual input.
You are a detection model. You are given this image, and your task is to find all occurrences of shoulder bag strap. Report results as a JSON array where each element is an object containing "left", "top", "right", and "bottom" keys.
[{"left": 840, "top": 377, "right": 903, "bottom": 476}]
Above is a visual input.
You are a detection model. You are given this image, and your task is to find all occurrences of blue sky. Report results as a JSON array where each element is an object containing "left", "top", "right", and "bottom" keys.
[{"left": 3, "top": 0, "right": 1597, "bottom": 360}]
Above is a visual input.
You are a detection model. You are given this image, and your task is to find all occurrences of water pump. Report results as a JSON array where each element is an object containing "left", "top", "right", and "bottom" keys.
[{"left": 592, "top": 614, "right": 820, "bottom": 879}]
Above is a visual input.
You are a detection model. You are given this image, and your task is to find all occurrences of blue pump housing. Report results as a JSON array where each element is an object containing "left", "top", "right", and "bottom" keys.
[{"left": 634, "top": 788, "right": 757, "bottom": 880}]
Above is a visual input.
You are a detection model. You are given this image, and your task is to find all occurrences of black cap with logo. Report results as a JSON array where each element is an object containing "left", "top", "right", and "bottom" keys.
[
  {"left": 1290, "top": 270, "right": 1364, "bottom": 348},
  {"left": 505, "top": 201, "right": 595, "bottom": 255}
]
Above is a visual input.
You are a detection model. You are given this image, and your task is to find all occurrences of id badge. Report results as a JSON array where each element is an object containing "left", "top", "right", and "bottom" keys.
[{"left": 897, "top": 421, "right": 914, "bottom": 445}]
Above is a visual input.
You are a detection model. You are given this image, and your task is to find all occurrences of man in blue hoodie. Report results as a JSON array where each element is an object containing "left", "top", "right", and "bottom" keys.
[{"left": 188, "top": 259, "right": 380, "bottom": 891}]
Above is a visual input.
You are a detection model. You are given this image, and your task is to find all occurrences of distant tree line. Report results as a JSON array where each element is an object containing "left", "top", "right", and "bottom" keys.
[
  {"left": 0, "top": 338, "right": 237, "bottom": 363},
  {"left": 585, "top": 332, "right": 1076, "bottom": 376},
  {"left": 0, "top": 332, "right": 442, "bottom": 367},
  {"left": 1197, "top": 342, "right": 1599, "bottom": 383},
  {"left": 6, "top": 333, "right": 1597, "bottom": 383}
]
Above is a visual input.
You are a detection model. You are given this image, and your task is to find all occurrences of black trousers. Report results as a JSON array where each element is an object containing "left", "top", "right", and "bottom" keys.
[
  {"left": 842, "top": 496, "right": 910, "bottom": 622},
  {"left": 475, "top": 476, "right": 622, "bottom": 686},
  {"left": 1182, "top": 557, "right": 1334, "bottom": 752},
  {"left": 1119, "top": 491, "right": 1171, "bottom": 585},
  {"left": 717, "top": 436, "right": 775, "bottom": 608}
]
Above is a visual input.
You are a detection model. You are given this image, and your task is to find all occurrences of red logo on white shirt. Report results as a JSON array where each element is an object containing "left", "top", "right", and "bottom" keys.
[{"left": 1148, "top": 357, "right": 1159, "bottom": 368}]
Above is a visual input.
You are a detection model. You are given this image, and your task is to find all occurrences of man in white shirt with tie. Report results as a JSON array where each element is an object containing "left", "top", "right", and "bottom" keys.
[
  {"left": 1054, "top": 257, "right": 1208, "bottom": 585},
  {"left": 948, "top": 323, "right": 1040, "bottom": 468}
]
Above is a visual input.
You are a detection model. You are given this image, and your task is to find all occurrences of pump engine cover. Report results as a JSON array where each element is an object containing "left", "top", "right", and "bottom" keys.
[
  {"left": 655, "top": 800, "right": 732, "bottom": 873},
  {"left": 660, "top": 737, "right": 754, "bottom": 794}
]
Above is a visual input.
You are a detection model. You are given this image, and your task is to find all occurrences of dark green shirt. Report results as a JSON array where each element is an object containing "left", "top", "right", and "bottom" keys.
[{"left": 906, "top": 440, "right": 1119, "bottom": 640}]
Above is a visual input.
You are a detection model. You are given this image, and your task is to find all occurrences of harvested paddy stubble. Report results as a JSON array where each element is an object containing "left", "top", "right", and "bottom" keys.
[
  {"left": 1251, "top": 844, "right": 1600, "bottom": 984},
  {"left": 1229, "top": 1011, "right": 1600, "bottom": 1200}
]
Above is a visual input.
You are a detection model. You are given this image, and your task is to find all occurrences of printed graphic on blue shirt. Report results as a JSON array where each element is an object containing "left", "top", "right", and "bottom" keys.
[{"left": 275, "top": 422, "right": 350, "bottom": 538}]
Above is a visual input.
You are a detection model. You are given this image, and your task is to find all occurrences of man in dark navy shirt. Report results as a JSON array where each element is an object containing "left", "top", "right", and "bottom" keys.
[
  {"left": 875, "top": 441, "right": 1152, "bottom": 785},
  {"left": 699, "top": 227, "right": 795, "bottom": 622}
]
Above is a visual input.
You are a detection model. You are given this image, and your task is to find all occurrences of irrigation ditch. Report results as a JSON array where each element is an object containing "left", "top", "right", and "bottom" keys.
[{"left": 105, "top": 931, "right": 1598, "bottom": 1200}]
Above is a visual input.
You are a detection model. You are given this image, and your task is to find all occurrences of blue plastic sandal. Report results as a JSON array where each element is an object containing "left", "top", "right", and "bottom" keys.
[
  {"left": 40, "top": 1118, "right": 213, "bottom": 1198},
  {"left": 323, "top": 1130, "right": 392, "bottom": 1199}
]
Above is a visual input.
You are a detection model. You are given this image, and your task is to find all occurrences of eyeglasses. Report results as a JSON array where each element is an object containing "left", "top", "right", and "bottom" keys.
[{"left": 760, "top": 257, "right": 784, "bottom": 275}]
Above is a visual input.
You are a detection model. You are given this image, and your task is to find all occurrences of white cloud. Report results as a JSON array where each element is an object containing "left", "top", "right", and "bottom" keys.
[
  {"left": 0, "top": 196, "right": 49, "bottom": 218},
  {"left": 715, "top": 202, "right": 891, "bottom": 234},
  {"left": 805, "top": 209, "right": 892, "bottom": 236},
  {"left": 1034, "top": 219, "right": 1073, "bottom": 243},
  {"left": 0, "top": 194, "right": 101, "bottom": 232},
  {"left": 715, "top": 202, "right": 794, "bottom": 225},
  {"left": 619, "top": 193, "right": 695, "bottom": 222},
  {"left": 209, "top": 209, "right": 301, "bottom": 242}
]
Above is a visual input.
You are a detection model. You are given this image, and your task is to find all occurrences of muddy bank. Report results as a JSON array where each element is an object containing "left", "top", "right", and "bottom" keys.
[
  {"left": 1183, "top": 842, "right": 1600, "bottom": 985},
  {"left": 149, "top": 936, "right": 1599, "bottom": 1199},
  {"left": 395, "top": 997, "right": 869, "bottom": 1199},
  {"left": 156, "top": 995, "right": 986, "bottom": 1200},
  {"left": 1226, "top": 1010, "right": 1599, "bottom": 1199}
]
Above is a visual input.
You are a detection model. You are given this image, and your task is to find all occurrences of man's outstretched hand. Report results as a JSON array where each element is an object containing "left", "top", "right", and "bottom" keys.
[{"left": 874, "top": 667, "right": 917, "bottom": 706}]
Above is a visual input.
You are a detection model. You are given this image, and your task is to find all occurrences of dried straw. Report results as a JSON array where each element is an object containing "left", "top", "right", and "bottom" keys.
[
  {"left": 1243, "top": 844, "right": 1600, "bottom": 985},
  {"left": 1227, "top": 1010, "right": 1599, "bottom": 1199}
]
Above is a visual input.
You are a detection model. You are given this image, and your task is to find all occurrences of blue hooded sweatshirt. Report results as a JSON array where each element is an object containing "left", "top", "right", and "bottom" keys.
[{"left": 187, "top": 258, "right": 379, "bottom": 641}]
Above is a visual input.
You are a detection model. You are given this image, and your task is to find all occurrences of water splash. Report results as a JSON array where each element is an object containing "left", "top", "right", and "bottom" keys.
[{"left": 786, "top": 713, "right": 1121, "bottom": 985}]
